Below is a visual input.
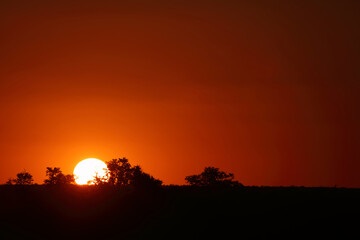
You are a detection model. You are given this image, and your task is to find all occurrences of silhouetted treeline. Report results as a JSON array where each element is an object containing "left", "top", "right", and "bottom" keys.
[
  {"left": 3, "top": 157, "right": 359, "bottom": 239},
  {"left": 5, "top": 157, "right": 241, "bottom": 189},
  {"left": 6, "top": 168, "right": 75, "bottom": 186}
]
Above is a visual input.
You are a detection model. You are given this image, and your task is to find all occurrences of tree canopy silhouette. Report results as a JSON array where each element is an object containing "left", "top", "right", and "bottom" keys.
[
  {"left": 185, "top": 167, "right": 242, "bottom": 187},
  {"left": 44, "top": 167, "right": 75, "bottom": 185},
  {"left": 6, "top": 170, "right": 34, "bottom": 185}
]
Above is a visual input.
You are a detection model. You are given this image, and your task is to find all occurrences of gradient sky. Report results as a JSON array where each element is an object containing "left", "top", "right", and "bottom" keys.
[{"left": 1, "top": 0, "right": 359, "bottom": 187}]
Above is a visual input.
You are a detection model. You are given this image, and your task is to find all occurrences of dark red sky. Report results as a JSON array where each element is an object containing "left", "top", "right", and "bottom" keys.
[{"left": 1, "top": 0, "right": 359, "bottom": 187}]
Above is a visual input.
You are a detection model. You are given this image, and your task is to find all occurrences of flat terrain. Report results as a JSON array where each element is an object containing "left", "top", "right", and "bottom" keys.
[{"left": 1, "top": 185, "right": 359, "bottom": 239}]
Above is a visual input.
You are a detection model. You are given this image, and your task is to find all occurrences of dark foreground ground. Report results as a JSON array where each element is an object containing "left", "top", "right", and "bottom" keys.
[{"left": 0, "top": 185, "right": 359, "bottom": 239}]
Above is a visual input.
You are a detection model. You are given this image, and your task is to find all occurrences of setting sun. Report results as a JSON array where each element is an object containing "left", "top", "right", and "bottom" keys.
[{"left": 73, "top": 158, "right": 108, "bottom": 185}]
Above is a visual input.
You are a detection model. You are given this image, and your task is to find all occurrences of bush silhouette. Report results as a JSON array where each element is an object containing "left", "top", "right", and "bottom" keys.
[
  {"left": 44, "top": 167, "right": 75, "bottom": 185},
  {"left": 6, "top": 170, "right": 34, "bottom": 185},
  {"left": 185, "top": 167, "right": 242, "bottom": 187}
]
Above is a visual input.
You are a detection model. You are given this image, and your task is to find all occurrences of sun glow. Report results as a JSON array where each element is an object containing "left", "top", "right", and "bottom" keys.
[{"left": 73, "top": 158, "right": 108, "bottom": 185}]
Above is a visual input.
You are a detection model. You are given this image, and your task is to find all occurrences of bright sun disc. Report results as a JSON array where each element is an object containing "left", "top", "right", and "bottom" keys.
[{"left": 73, "top": 158, "right": 108, "bottom": 185}]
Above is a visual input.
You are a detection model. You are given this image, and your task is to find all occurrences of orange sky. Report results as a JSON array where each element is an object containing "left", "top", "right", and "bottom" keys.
[{"left": 1, "top": 0, "right": 359, "bottom": 187}]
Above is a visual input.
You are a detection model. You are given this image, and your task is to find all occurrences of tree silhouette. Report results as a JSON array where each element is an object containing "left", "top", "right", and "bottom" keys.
[
  {"left": 91, "top": 172, "right": 109, "bottom": 185},
  {"left": 5, "top": 178, "right": 14, "bottom": 185},
  {"left": 63, "top": 173, "right": 76, "bottom": 184},
  {"left": 185, "top": 167, "right": 242, "bottom": 187},
  {"left": 6, "top": 170, "right": 34, "bottom": 185},
  {"left": 106, "top": 158, "right": 133, "bottom": 186},
  {"left": 44, "top": 167, "right": 75, "bottom": 185},
  {"left": 104, "top": 157, "right": 162, "bottom": 187},
  {"left": 131, "top": 165, "right": 162, "bottom": 188}
]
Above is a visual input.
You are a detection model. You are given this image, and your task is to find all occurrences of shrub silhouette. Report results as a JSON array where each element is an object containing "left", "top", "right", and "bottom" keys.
[
  {"left": 6, "top": 170, "right": 34, "bottom": 185},
  {"left": 44, "top": 167, "right": 75, "bottom": 185},
  {"left": 185, "top": 167, "right": 242, "bottom": 187}
]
